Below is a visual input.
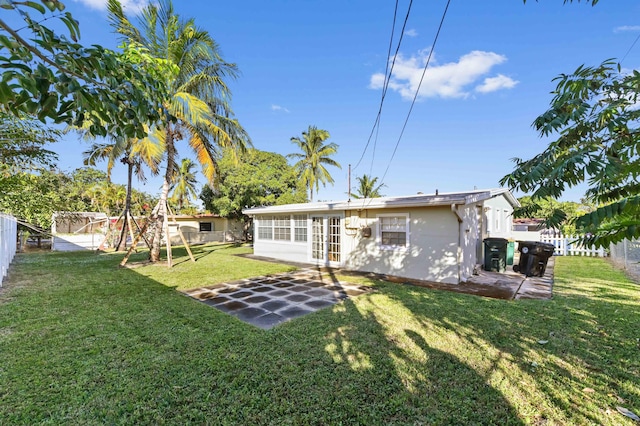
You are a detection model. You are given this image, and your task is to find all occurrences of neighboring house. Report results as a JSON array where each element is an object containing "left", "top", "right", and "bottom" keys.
[
  {"left": 52, "top": 212, "right": 244, "bottom": 251},
  {"left": 513, "top": 218, "right": 545, "bottom": 232},
  {"left": 169, "top": 214, "right": 244, "bottom": 245},
  {"left": 243, "top": 188, "right": 519, "bottom": 284},
  {"left": 512, "top": 218, "right": 562, "bottom": 242},
  {"left": 51, "top": 212, "right": 108, "bottom": 251}
]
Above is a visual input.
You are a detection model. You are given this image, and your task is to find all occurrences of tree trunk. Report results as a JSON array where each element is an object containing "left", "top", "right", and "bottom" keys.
[
  {"left": 150, "top": 128, "right": 175, "bottom": 262},
  {"left": 116, "top": 160, "right": 134, "bottom": 251}
]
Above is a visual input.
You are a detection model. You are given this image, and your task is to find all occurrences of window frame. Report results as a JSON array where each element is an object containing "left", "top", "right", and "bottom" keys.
[
  {"left": 293, "top": 214, "right": 308, "bottom": 242},
  {"left": 257, "top": 216, "right": 273, "bottom": 240},
  {"left": 377, "top": 213, "right": 410, "bottom": 250},
  {"left": 273, "top": 215, "right": 292, "bottom": 241},
  {"left": 199, "top": 221, "right": 213, "bottom": 232}
]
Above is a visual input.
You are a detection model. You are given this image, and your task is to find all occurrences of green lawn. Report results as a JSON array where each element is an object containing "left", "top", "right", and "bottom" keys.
[{"left": 0, "top": 244, "right": 638, "bottom": 425}]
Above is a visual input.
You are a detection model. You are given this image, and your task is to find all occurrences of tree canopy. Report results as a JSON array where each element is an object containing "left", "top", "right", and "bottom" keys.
[
  {"left": 107, "top": 0, "right": 250, "bottom": 261},
  {"left": 170, "top": 158, "right": 199, "bottom": 213},
  {"left": 501, "top": 60, "right": 640, "bottom": 247},
  {"left": 350, "top": 174, "right": 385, "bottom": 199},
  {"left": 288, "top": 126, "right": 341, "bottom": 202},
  {"left": 201, "top": 149, "right": 306, "bottom": 219},
  {"left": 0, "top": 167, "right": 156, "bottom": 230},
  {"left": 0, "top": 111, "right": 59, "bottom": 172},
  {"left": 0, "top": 0, "right": 166, "bottom": 139}
]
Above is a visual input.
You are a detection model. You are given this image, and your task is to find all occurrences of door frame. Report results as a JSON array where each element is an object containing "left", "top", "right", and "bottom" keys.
[{"left": 308, "top": 214, "right": 343, "bottom": 267}]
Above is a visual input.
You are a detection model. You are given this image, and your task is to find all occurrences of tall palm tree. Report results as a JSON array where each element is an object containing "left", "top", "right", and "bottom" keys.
[
  {"left": 108, "top": 0, "right": 250, "bottom": 261},
  {"left": 288, "top": 126, "right": 341, "bottom": 202},
  {"left": 169, "top": 158, "right": 198, "bottom": 212},
  {"left": 350, "top": 174, "right": 385, "bottom": 199}
]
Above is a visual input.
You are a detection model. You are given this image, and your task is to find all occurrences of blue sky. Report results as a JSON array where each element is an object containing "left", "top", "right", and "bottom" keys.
[{"left": 13, "top": 0, "right": 640, "bottom": 202}]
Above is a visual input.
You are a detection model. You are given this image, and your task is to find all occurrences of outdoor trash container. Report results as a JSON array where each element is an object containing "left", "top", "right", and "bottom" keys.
[
  {"left": 507, "top": 241, "right": 515, "bottom": 266},
  {"left": 483, "top": 237, "right": 508, "bottom": 272},
  {"left": 513, "top": 241, "right": 555, "bottom": 277}
]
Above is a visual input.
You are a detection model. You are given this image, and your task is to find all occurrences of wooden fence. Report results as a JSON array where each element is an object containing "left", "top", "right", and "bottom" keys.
[
  {"left": 1, "top": 213, "right": 17, "bottom": 286},
  {"left": 539, "top": 233, "right": 606, "bottom": 257}
]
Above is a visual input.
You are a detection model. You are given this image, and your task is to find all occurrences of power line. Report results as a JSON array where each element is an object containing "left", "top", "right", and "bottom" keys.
[
  {"left": 620, "top": 31, "right": 640, "bottom": 64},
  {"left": 378, "top": 0, "right": 452, "bottom": 188},
  {"left": 352, "top": 0, "right": 413, "bottom": 172}
]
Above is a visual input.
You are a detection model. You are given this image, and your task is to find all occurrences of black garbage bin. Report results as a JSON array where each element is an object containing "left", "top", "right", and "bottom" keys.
[
  {"left": 483, "top": 237, "right": 508, "bottom": 272},
  {"left": 514, "top": 241, "right": 555, "bottom": 277}
]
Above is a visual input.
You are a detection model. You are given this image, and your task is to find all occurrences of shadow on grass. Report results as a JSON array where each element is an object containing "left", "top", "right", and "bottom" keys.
[
  {"left": 0, "top": 249, "right": 528, "bottom": 425},
  {"left": 372, "top": 257, "right": 640, "bottom": 425}
]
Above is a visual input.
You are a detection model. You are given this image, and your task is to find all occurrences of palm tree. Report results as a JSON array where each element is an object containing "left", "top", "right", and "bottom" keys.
[
  {"left": 288, "top": 126, "right": 341, "bottom": 202},
  {"left": 82, "top": 136, "right": 163, "bottom": 250},
  {"left": 170, "top": 158, "right": 199, "bottom": 212},
  {"left": 350, "top": 174, "right": 385, "bottom": 199},
  {"left": 108, "top": 0, "right": 250, "bottom": 262}
]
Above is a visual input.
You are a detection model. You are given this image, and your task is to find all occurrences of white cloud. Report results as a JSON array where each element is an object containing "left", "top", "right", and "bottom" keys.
[
  {"left": 614, "top": 25, "right": 640, "bottom": 33},
  {"left": 271, "top": 104, "right": 290, "bottom": 113},
  {"left": 404, "top": 29, "right": 418, "bottom": 37},
  {"left": 71, "top": 0, "right": 150, "bottom": 13},
  {"left": 370, "top": 49, "right": 516, "bottom": 100},
  {"left": 475, "top": 74, "right": 519, "bottom": 93}
]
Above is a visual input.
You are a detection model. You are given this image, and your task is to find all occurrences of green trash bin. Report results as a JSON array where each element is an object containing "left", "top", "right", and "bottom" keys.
[
  {"left": 507, "top": 241, "right": 515, "bottom": 266},
  {"left": 483, "top": 238, "right": 508, "bottom": 272}
]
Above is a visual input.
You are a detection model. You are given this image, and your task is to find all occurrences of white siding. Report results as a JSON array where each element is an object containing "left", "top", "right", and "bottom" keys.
[
  {"left": 483, "top": 195, "right": 515, "bottom": 239},
  {"left": 253, "top": 215, "right": 310, "bottom": 263},
  {"left": 457, "top": 204, "right": 481, "bottom": 282},
  {"left": 343, "top": 207, "right": 460, "bottom": 284},
  {"left": 52, "top": 234, "right": 106, "bottom": 251}
]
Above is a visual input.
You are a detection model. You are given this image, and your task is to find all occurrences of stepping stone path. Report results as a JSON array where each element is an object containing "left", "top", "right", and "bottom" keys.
[{"left": 183, "top": 269, "right": 373, "bottom": 329}]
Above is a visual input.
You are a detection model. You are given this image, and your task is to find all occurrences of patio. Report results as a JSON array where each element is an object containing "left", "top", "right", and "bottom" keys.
[{"left": 183, "top": 256, "right": 555, "bottom": 329}]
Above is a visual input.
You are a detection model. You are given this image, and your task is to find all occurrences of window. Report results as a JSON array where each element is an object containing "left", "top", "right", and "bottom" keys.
[
  {"left": 379, "top": 215, "right": 409, "bottom": 248},
  {"left": 273, "top": 215, "right": 291, "bottom": 241},
  {"left": 199, "top": 222, "right": 213, "bottom": 232},
  {"left": 258, "top": 216, "right": 273, "bottom": 240},
  {"left": 293, "top": 214, "right": 307, "bottom": 242}
]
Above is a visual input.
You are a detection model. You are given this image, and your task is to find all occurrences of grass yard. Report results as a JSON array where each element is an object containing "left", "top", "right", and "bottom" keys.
[{"left": 0, "top": 243, "right": 638, "bottom": 425}]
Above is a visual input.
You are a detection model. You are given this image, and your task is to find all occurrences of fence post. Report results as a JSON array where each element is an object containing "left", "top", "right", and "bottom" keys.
[{"left": 0, "top": 214, "right": 18, "bottom": 287}]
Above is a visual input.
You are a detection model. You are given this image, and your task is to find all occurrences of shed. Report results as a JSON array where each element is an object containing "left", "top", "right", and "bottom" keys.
[
  {"left": 51, "top": 212, "right": 108, "bottom": 251},
  {"left": 243, "top": 188, "right": 519, "bottom": 284}
]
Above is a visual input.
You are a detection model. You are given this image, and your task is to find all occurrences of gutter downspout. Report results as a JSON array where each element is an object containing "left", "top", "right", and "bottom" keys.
[{"left": 451, "top": 204, "right": 464, "bottom": 284}]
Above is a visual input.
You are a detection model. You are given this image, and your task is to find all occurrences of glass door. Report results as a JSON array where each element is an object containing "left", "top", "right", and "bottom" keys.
[
  {"left": 328, "top": 216, "right": 341, "bottom": 263},
  {"left": 311, "top": 217, "right": 324, "bottom": 261}
]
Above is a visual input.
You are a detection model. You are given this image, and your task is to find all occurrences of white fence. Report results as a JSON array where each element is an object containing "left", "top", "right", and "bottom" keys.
[
  {"left": 51, "top": 233, "right": 107, "bottom": 252},
  {"left": 1, "top": 214, "right": 18, "bottom": 287},
  {"left": 539, "top": 233, "right": 606, "bottom": 257}
]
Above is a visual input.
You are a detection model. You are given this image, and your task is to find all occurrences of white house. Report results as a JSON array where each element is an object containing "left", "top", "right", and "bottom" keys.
[
  {"left": 169, "top": 214, "right": 244, "bottom": 245},
  {"left": 51, "top": 212, "right": 245, "bottom": 251},
  {"left": 243, "top": 188, "right": 519, "bottom": 284}
]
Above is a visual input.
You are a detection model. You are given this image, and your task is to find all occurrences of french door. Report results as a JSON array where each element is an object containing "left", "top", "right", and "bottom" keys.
[{"left": 310, "top": 215, "right": 341, "bottom": 265}]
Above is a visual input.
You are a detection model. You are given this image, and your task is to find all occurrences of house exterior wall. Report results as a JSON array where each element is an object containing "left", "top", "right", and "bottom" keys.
[
  {"left": 169, "top": 217, "right": 242, "bottom": 245},
  {"left": 483, "top": 195, "right": 515, "bottom": 239},
  {"left": 253, "top": 213, "right": 343, "bottom": 265},
  {"left": 457, "top": 203, "right": 481, "bottom": 282},
  {"left": 247, "top": 190, "right": 518, "bottom": 285},
  {"left": 343, "top": 206, "right": 462, "bottom": 284}
]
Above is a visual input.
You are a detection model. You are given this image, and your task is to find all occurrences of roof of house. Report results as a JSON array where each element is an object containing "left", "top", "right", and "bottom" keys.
[
  {"left": 513, "top": 218, "right": 545, "bottom": 226},
  {"left": 243, "top": 188, "right": 519, "bottom": 215},
  {"left": 171, "top": 213, "right": 224, "bottom": 220}
]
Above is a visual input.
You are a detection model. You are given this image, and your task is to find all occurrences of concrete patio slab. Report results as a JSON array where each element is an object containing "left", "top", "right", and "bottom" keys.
[{"left": 183, "top": 268, "right": 374, "bottom": 329}]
